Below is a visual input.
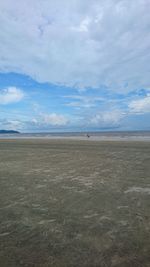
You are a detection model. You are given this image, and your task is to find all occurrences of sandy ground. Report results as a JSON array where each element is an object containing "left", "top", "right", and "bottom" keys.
[{"left": 0, "top": 139, "right": 150, "bottom": 267}]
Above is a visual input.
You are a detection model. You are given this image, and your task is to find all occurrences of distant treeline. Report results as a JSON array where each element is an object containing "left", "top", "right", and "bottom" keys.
[{"left": 0, "top": 130, "right": 20, "bottom": 134}]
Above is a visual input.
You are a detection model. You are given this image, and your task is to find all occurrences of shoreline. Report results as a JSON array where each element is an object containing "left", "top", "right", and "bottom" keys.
[{"left": 0, "top": 135, "right": 150, "bottom": 142}]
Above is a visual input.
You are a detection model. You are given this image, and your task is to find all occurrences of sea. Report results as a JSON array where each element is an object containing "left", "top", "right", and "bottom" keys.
[{"left": 0, "top": 131, "right": 150, "bottom": 141}]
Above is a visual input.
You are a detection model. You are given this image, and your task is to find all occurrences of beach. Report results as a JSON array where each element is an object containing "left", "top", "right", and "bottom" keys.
[
  {"left": 0, "top": 131, "right": 150, "bottom": 141},
  {"left": 0, "top": 139, "right": 150, "bottom": 266}
]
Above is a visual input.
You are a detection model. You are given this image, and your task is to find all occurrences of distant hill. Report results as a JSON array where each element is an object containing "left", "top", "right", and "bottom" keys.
[{"left": 0, "top": 130, "right": 20, "bottom": 134}]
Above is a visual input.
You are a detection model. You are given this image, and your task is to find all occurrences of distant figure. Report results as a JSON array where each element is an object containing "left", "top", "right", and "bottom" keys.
[{"left": 87, "top": 133, "right": 90, "bottom": 138}]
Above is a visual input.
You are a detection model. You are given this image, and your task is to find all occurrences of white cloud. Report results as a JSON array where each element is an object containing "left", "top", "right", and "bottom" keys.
[
  {"left": 0, "top": 0, "right": 150, "bottom": 91},
  {"left": 128, "top": 95, "right": 150, "bottom": 113},
  {"left": 71, "top": 16, "right": 91, "bottom": 32},
  {"left": 88, "top": 110, "right": 124, "bottom": 127},
  {"left": 42, "top": 113, "right": 68, "bottom": 126},
  {"left": 0, "top": 87, "right": 24, "bottom": 104},
  {"left": 65, "top": 95, "right": 104, "bottom": 108}
]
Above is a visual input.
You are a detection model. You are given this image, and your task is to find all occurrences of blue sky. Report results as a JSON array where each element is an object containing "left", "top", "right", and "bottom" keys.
[{"left": 0, "top": 0, "right": 150, "bottom": 132}]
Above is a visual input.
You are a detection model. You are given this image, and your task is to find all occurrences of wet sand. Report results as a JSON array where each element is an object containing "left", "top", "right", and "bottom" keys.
[{"left": 0, "top": 139, "right": 150, "bottom": 267}]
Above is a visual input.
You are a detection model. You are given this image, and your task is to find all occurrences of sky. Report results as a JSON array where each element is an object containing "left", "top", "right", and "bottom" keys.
[{"left": 0, "top": 0, "right": 150, "bottom": 132}]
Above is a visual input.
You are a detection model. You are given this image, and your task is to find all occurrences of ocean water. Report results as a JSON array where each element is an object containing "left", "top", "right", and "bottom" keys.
[{"left": 0, "top": 131, "right": 150, "bottom": 141}]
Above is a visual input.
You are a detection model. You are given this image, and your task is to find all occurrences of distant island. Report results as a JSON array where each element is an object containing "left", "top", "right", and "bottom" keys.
[{"left": 0, "top": 130, "right": 20, "bottom": 134}]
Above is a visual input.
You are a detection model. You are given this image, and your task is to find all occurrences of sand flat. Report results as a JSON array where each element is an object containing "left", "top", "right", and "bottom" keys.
[{"left": 0, "top": 139, "right": 150, "bottom": 267}]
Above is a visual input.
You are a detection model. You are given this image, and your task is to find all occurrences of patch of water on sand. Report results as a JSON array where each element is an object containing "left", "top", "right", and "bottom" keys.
[
  {"left": 124, "top": 187, "right": 150, "bottom": 194},
  {"left": 71, "top": 176, "right": 94, "bottom": 188},
  {"left": 119, "top": 220, "right": 129, "bottom": 226},
  {"left": 83, "top": 213, "right": 99, "bottom": 219},
  {"left": 99, "top": 215, "right": 111, "bottom": 221},
  {"left": 38, "top": 219, "right": 56, "bottom": 225},
  {"left": 31, "top": 206, "right": 49, "bottom": 215},
  {"left": 62, "top": 185, "right": 77, "bottom": 190},
  {"left": 31, "top": 203, "right": 41, "bottom": 208},
  {"left": 0, "top": 201, "right": 19, "bottom": 209},
  {"left": 117, "top": 205, "right": 129, "bottom": 209},
  {"left": 25, "top": 168, "right": 44, "bottom": 175},
  {"left": 0, "top": 232, "right": 10, "bottom": 237}
]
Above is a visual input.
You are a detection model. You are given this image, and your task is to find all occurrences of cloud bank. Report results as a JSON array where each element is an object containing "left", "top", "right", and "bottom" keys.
[{"left": 0, "top": 0, "right": 150, "bottom": 91}]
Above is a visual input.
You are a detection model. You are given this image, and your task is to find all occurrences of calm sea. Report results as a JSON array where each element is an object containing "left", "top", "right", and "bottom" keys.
[{"left": 0, "top": 131, "right": 150, "bottom": 141}]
